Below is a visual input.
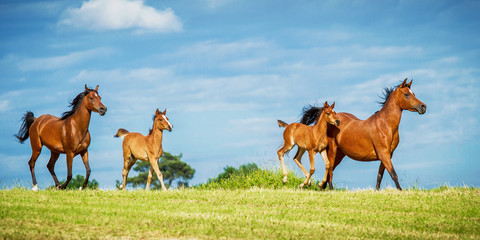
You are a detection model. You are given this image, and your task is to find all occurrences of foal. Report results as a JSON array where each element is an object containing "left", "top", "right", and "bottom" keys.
[
  {"left": 115, "top": 109, "right": 173, "bottom": 191},
  {"left": 277, "top": 102, "right": 340, "bottom": 188}
]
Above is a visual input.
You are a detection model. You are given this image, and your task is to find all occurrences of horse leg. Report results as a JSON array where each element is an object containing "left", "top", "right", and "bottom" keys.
[
  {"left": 80, "top": 151, "right": 91, "bottom": 190},
  {"left": 146, "top": 165, "right": 154, "bottom": 190},
  {"left": 378, "top": 154, "right": 402, "bottom": 190},
  {"left": 375, "top": 162, "right": 386, "bottom": 190},
  {"left": 28, "top": 136, "right": 43, "bottom": 191},
  {"left": 46, "top": 151, "right": 60, "bottom": 187},
  {"left": 318, "top": 150, "right": 330, "bottom": 190},
  {"left": 149, "top": 156, "right": 167, "bottom": 191},
  {"left": 120, "top": 155, "right": 135, "bottom": 190},
  {"left": 277, "top": 138, "right": 295, "bottom": 184},
  {"left": 300, "top": 150, "right": 316, "bottom": 189},
  {"left": 58, "top": 152, "right": 75, "bottom": 190},
  {"left": 292, "top": 148, "right": 309, "bottom": 182}
]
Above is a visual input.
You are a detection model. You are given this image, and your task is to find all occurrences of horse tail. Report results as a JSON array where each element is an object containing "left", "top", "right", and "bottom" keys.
[
  {"left": 300, "top": 105, "right": 323, "bottom": 125},
  {"left": 15, "top": 111, "right": 35, "bottom": 143},
  {"left": 114, "top": 128, "right": 129, "bottom": 139},
  {"left": 277, "top": 120, "right": 289, "bottom": 128}
]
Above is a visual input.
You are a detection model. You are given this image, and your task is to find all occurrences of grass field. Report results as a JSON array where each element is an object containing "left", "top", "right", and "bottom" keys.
[{"left": 1, "top": 187, "right": 479, "bottom": 239}]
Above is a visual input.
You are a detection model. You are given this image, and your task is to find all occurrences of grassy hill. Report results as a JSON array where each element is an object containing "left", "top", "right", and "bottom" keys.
[{"left": 1, "top": 187, "right": 479, "bottom": 239}]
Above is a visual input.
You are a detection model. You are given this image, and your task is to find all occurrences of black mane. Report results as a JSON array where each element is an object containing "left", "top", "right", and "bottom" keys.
[
  {"left": 378, "top": 82, "right": 405, "bottom": 107},
  {"left": 60, "top": 88, "right": 96, "bottom": 120},
  {"left": 299, "top": 104, "right": 324, "bottom": 125}
]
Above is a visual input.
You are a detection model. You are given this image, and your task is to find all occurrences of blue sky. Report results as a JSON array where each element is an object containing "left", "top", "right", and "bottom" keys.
[{"left": 1, "top": 0, "right": 479, "bottom": 190}]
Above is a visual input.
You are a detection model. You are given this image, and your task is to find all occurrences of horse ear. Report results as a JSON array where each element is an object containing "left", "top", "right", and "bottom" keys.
[
  {"left": 163, "top": 109, "right": 167, "bottom": 115},
  {"left": 85, "top": 84, "right": 89, "bottom": 91},
  {"left": 155, "top": 108, "right": 161, "bottom": 116},
  {"left": 400, "top": 78, "right": 408, "bottom": 88},
  {"left": 323, "top": 101, "right": 329, "bottom": 108},
  {"left": 95, "top": 85, "right": 99, "bottom": 91},
  {"left": 407, "top": 80, "right": 413, "bottom": 88},
  {"left": 331, "top": 102, "right": 335, "bottom": 108}
]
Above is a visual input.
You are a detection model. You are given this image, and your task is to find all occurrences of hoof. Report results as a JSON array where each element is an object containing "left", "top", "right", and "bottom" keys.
[
  {"left": 299, "top": 183, "right": 305, "bottom": 189},
  {"left": 282, "top": 178, "right": 287, "bottom": 185},
  {"left": 31, "top": 185, "right": 38, "bottom": 191}
]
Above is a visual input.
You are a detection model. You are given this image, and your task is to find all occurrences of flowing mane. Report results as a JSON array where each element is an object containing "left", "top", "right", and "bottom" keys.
[
  {"left": 299, "top": 104, "right": 324, "bottom": 125},
  {"left": 61, "top": 88, "right": 97, "bottom": 120}
]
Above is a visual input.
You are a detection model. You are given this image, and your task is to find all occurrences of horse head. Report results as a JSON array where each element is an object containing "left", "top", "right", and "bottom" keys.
[
  {"left": 154, "top": 109, "right": 173, "bottom": 132},
  {"left": 322, "top": 101, "right": 340, "bottom": 126},
  {"left": 394, "top": 79, "right": 427, "bottom": 114},
  {"left": 85, "top": 85, "right": 107, "bottom": 116}
]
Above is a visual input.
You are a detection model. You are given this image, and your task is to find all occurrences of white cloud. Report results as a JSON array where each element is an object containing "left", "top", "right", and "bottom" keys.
[
  {"left": 59, "top": 0, "right": 182, "bottom": 33},
  {"left": 18, "top": 48, "right": 113, "bottom": 71}
]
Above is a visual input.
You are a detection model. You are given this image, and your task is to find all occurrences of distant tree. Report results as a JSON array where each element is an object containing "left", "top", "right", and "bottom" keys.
[
  {"left": 117, "top": 152, "right": 195, "bottom": 189},
  {"left": 56, "top": 175, "right": 99, "bottom": 190}
]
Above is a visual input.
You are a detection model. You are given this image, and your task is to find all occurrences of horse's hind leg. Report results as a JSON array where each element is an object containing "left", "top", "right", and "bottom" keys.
[
  {"left": 28, "top": 137, "right": 42, "bottom": 191},
  {"left": 120, "top": 155, "right": 136, "bottom": 190},
  {"left": 46, "top": 151, "right": 60, "bottom": 187},
  {"left": 277, "top": 142, "right": 294, "bottom": 184}
]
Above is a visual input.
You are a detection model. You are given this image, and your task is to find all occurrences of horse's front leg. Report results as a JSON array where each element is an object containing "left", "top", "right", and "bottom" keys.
[
  {"left": 375, "top": 162, "right": 386, "bottom": 190},
  {"left": 80, "top": 150, "right": 91, "bottom": 190},
  {"left": 47, "top": 151, "right": 60, "bottom": 187},
  {"left": 149, "top": 154, "right": 167, "bottom": 191},
  {"left": 377, "top": 152, "right": 402, "bottom": 190},
  {"left": 318, "top": 150, "right": 330, "bottom": 190},
  {"left": 59, "top": 152, "right": 75, "bottom": 190}
]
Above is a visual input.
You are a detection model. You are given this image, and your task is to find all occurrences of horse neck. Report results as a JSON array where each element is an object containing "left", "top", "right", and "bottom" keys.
[
  {"left": 313, "top": 113, "right": 328, "bottom": 136},
  {"left": 70, "top": 100, "right": 92, "bottom": 133},
  {"left": 377, "top": 93, "right": 403, "bottom": 129},
  {"left": 148, "top": 124, "right": 163, "bottom": 152}
]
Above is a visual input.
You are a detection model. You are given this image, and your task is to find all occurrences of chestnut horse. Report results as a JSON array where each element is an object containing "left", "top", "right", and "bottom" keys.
[
  {"left": 115, "top": 109, "right": 173, "bottom": 191},
  {"left": 300, "top": 79, "right": 426, "bottom": 190},
  {"left": 277, "top": 101, "right": 340, "bottom": 188},
  {"left": 15, "top": 85, "right": 107, "bottom": 191}
]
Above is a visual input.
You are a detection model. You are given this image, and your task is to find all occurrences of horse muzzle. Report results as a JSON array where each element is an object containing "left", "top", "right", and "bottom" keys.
[
  {"left": 417, "top": 103, "right": 427, "bottom": 115},
  {"left": 98, "top": 107, "right": 107, "bottom": 116}
]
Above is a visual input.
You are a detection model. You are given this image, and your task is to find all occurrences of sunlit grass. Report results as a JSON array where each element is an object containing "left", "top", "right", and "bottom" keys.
[{"left": 1, "top": 186, "right": 479, "bottom": 239}]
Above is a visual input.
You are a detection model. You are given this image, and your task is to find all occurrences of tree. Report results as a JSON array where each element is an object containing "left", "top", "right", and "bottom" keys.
[
  {"left": 56, "top": 175, "right": 99, "bottom": 190},
  {"left": 117, "top": 152, "right": 195, "bottom": 190}
]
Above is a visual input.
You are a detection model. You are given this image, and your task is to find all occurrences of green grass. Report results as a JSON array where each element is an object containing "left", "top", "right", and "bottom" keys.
[{"left": 1, "top": 187, "right": 479, "bottom": 239}]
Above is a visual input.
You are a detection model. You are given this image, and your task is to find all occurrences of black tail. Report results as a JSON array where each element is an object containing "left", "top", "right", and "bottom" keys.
[
  {"left": 300, "top": 105, "right": 323, "bottom": 125},
  {"left": 15, "top": 111, "right": 35, "bottom": 143}
]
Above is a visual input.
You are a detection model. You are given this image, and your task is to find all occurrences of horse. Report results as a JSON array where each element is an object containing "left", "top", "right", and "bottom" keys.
[
  {"left": 114, "top": 109, "right": 173, "bottom": 191},
  {"left": 300, "top": 79, "right": 426, "bottom": 190},
  {"left": 15, "top": 85, "right": 107, "bottom": 191},
  {"left": 277, "top": 101, "right": 340, "bottom": 188}
]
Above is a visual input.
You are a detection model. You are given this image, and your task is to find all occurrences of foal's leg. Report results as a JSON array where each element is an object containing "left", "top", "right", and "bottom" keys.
[
  {"left": 149, "top": 157, "right": 167, "bottom": 191},
  {"left": 46, "top": 151, "right": 60, "bottom": 187},
  {"left": 292, "top": 148, "right": 309, "bottom": 181},
  {"left": 120, "top": 155, "right": 136, "bottom": 190},
  {"left": 300, "top": 150, "right": 316, "bottom": 189},
  {"left": 375, "top": 162, "right": 386, "bottom": 190},
  {"left": 277, "top": 141, "right": 294, "bottom": 184},
  {"left": 146, "top": 165, "right": 154, "bottom": 190},
  {"left": 80, "top": 151, "right": 91, "bottom": 190}
]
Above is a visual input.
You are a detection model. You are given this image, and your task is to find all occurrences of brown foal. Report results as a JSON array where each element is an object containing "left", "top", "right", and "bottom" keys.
[
  {"left": 115, "top": 109, "right": 173, "bottom": 191},
  {"left": 277, "top": 101, "right": 340, "bottom": 188}
]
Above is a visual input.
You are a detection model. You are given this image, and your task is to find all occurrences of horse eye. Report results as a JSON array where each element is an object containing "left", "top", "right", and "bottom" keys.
[
  {"left": 404, "top": 93, "right": 409, "bottom": 97},
  {"left": 326, "top": 113, "right": 330, "bottom": 115},
  {"left": 89, "top": 97, "right": 94, "bottom": 100}
]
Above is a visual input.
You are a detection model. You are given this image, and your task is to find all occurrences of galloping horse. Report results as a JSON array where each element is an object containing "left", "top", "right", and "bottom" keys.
[
  {"left": 277, "top": 101, "right": 340, "bottom": 188},
  {"left": 15, "top": 85, "right": 107, "bottom": 191},
  {"left": 115, "top": 109, "right": 173, "bottom": 191},
  {"left": 300, "top": 79, "right": 426, "bottom": 190}
]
